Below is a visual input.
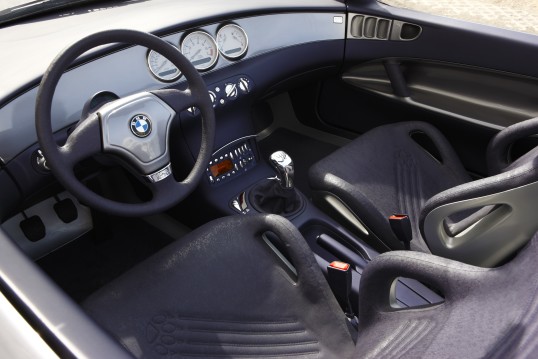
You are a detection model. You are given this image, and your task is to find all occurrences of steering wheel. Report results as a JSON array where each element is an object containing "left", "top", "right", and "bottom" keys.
[{"left": 35, "top": 30, "right": 215, "bottom": 217}]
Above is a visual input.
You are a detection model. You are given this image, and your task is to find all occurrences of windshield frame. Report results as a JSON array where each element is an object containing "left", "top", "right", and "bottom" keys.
[{"left": 0, "top": 0, "right": 117, "bottom": 27}]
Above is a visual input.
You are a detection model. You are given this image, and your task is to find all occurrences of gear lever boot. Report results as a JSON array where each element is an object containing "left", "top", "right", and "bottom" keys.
[{"left": 249, "top": 151, "right": 304, "bottom": 216}]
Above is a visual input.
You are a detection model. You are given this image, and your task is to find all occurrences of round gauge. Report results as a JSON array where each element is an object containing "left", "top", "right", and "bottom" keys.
[
  {"left": 181, "top": 31, "right": 219, "bottom": 71},
  {"left": 147, "top": 48, "right": 181, "bottom": 82},
  {"left": 217, "top": 24, "right": 248, "bottom": 59}
]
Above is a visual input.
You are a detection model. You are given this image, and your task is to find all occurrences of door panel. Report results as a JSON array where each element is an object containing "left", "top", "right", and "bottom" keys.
[
  {"left": 312, "top": 0, "right": 538, "bottom": 175},
  {"left": 342, "top": 59, "right": 538, "bottom": 129},
  {"left": 344, "top": 4, "right": 538, "bottom": 77}
]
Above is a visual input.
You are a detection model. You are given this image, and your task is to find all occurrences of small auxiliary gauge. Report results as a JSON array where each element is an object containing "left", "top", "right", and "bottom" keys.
[
  {"left": 181, "top": 31, "right": 218, "bottom": 71},
  {"left": 216, "top": 24, "right": 248, "bottom": 59},
  {"left": 147, "top": 48, "right": 181, "bottom": 82}
]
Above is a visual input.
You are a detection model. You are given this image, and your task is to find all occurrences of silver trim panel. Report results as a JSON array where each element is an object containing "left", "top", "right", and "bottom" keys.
[
  {"left": 0, "top": 291, "right": 58, "bottom": 359},
  {"left": 100, "top": 92, "right": 175, "bottom": 175},
  {"left": 1, "top": 192, "right": 92, "bottom": 260},
  {"left": 423, "top": 180, "right": 538, "bottom": 267},
  {"left": 146, "top": 163, "right": 172, "bottom": 183}
]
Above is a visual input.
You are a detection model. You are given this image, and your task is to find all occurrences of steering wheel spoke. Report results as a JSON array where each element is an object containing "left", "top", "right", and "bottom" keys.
[
  {"left": 59, "top": 113, "right": 102, "bottom": 167},
  {"left": 151, "top": 89, "right": 200, "bottom": 113}
]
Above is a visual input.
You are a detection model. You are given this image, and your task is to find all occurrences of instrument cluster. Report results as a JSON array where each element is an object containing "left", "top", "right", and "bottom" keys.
[{"left": 147, "top": 24, "right": 248, "bottom": 82}]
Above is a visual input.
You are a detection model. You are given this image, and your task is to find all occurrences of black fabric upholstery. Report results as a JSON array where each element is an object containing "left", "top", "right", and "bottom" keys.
[
  {"left": 354, "top": 231, "right": 538, "bottom": 359},
  {"left": 249, "top": 179, "right": 305, "bottom": 216},
  {"left": 419, "top": 147, "right": 538, "bottom": 238},
  {"left": 309, "top": 121, "right": 469, "bottom": 252},
  {"left": 425, "top": 116, "right": 538, "bottom": 240},
  {"left": 487, "top": 116, "right": 538, "bottom": 174},
  {"left": 83, "top": 214, "right": 355, "bottom": 359}
]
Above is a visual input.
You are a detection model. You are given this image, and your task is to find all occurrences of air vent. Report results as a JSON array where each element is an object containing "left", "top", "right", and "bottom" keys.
[
  {"left": 350, "top": 15, "right": 392, "bottom": 40},
  {"left": 390, "top": 21, "right": 422, "bottom": 41},
  {"left": 349, "top": 14, "right": 422, "bottom": 42},
  {"left": 401, "top": 23, "right": 421, "bottom": 40}
]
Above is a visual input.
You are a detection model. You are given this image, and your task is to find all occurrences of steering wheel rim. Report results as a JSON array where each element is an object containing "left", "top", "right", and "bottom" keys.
[{"left": 35, "top": 29, "right": 215, "bottom": 217}]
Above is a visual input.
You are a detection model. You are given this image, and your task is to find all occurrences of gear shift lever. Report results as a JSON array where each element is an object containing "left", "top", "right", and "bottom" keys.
[
  {"left": 269, "top": 151, "right": 294, "bottom": 189},
  {"left": 249, "top": 150, "right": 304, "bottom": 216}
]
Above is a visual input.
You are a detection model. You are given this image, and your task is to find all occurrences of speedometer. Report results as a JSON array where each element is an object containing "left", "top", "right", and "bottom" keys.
[
  {"left": 181, "top": 31, "right": 218, "bottom": 71},
  {"left": 147, "top": 49, "right": 181, "bottom": 82},
  {"left": 216, "top": 24, "right": 248, "bottom": 59}
]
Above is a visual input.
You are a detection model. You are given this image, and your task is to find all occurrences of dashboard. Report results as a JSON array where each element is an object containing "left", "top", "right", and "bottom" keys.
[
  {"left": 0, "top": 0, "right": 347, "bottom": 226},
  {"left": 0, "top": 12, "right": 345, "bottom": 163}
]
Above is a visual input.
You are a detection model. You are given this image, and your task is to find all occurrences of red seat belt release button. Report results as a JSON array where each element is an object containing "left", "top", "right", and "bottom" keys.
[
  {"left": 389, "top": 214, "right": 413, "bottom": 250},
  {"left": 327, "top": 261, "right": 354, "bottom": 318}
]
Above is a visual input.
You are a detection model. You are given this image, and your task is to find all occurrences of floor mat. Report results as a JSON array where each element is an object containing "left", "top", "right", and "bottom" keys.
[
  {"left": 37, "top": 214, "right": 177, "bottom": 302},
  {"left": 258, "top": 128, "right": 339, "bottom": 198}
]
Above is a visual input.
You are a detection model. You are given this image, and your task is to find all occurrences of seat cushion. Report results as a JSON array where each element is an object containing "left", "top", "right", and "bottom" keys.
[
  {"left": 309, "top": 121, "right": 470, "bottom": 252},
  {"left": 83, "top": 214, "right": 355, "bottom": 359}
]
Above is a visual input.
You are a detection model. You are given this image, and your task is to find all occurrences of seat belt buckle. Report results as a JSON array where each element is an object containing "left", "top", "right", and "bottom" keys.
[
  {"left": 327, "top": 261, "right": 357, "bottom": 327},
  {"left": 389, "top": 214, "right": 413, "bottom": 250}
]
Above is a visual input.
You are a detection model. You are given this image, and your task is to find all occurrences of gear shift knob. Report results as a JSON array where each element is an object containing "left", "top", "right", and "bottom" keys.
[{"left": 269, "top": 151, "right": 294, "bottom": 189}]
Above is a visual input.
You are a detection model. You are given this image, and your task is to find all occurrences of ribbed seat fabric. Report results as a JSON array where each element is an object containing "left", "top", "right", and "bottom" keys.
[
  {"left": 354, "top": 231, "right": 538, "bottom": 359},
  {"left": 309, "top": 121, "right": 470, "bottom": 252},
  {"left": 83, "top": 214, "right": 355, "bottom": 359}
]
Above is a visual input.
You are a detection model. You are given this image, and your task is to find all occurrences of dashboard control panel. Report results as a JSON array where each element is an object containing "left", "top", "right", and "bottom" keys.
[
  {"left": 206, "top": 138, "right": 257, "bottom": 185},
  {"left": 208, "top": 75, "right": 252, "bottom": 108},
  {"left": 185, "top": 75, "right": 253, "bottom": 116}
]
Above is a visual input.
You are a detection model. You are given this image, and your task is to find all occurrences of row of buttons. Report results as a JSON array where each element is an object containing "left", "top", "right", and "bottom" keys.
[
  {"left": 207, "top": 142, "right": 255, "bottom": 185},
  {"left": 208, "top": 143, "right": 250, "bottom": 165},
  {"left": 187, "top": 75, "right": 252, "bottom": 115}
]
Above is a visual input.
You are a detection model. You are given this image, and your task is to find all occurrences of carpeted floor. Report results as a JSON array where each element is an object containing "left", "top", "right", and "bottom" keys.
[{"left": 37, "top": 214, "right": 177, "bottom": 302}]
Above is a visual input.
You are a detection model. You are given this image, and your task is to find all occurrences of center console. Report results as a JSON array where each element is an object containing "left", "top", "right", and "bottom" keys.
[
  {"left": 191, "top": 135, "right": 443, "bottom": 311},
  {"left": 172, "top": 61, "right": 443, "bottom": 312}
]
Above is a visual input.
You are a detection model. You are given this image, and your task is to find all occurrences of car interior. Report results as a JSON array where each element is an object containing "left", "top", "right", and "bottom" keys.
[{"left": 1, "top": 0, "right": 538, "bottom": 358}]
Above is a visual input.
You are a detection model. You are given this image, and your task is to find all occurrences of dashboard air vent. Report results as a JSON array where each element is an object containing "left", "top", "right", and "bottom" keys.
[
  {"left": 349, "top": 14, "right": 422, "bottom": 42},
  {"left": 350, "top": 15, "right": 392, "bottom": 40}
]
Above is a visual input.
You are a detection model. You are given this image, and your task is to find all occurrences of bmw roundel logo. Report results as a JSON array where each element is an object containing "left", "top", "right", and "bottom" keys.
[{"left": 130, "top": 114, "right": 152, "bottom": 138}]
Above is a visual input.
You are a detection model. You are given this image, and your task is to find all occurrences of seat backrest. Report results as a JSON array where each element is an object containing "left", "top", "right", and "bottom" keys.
[
  {"left": 354, "top": 231, "right": 538, "bottom": 359},
  {"left": 420, "top": 117, "right": 538, "bottom": 267}
]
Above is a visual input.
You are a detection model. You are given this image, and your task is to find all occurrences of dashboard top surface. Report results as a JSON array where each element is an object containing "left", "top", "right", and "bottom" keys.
[
  {"left": 0, "top": 0, "right": 346, "bottom": 103},
  {"left": 0, "top": 1, "right": 346, "bottom": 164}
]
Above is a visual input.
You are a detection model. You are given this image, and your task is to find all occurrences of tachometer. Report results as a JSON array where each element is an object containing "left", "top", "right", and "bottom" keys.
[
  {"left": 181, "top": 31, "right": 218, "bottom": 71},
  {"left": 216, "top": 24, "right": 248, "bottom": 59},
  {"left": 147, "top": 48, "right": 181, "bottom": 82}
]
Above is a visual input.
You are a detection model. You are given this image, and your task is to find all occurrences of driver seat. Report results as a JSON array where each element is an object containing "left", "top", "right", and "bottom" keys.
[
  {"left": 308, "top": 118, "right": 538, "bottom": 266},
  {"left": 83, "top": 214, "right": 356, "bottom": 358},
  {"left": 81, "top": 214, "right": 538, "bottom": 359}
]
